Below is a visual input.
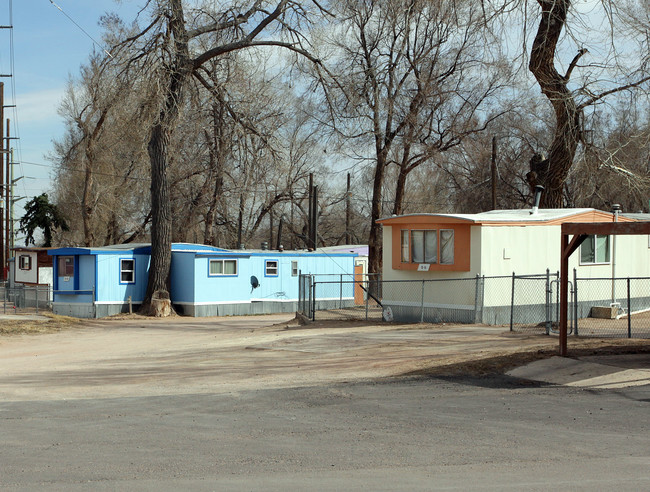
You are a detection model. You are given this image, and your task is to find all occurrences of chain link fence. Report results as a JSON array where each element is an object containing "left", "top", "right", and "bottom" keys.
[
  {"left": 573, "top": 276, "right": 650, "bottom": 338},
  {"left": 298, "top": 271, "right": 650, "bottom": 339},
  {"left": 0, "top": 283, "right": 53, "bottom": 314},
  {"left": 299, "top": 273, "right": 383, "bottom": 321}
]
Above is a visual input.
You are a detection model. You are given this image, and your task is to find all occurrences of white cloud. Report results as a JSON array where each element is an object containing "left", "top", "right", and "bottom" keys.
[{"left": 14, "top": 87, "right": 65, "bottom": 124}]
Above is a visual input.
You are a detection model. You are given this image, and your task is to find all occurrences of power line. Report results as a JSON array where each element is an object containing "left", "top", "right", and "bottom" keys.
[{"left": 48, "top": 0, "right": 113, "bottom": 59}]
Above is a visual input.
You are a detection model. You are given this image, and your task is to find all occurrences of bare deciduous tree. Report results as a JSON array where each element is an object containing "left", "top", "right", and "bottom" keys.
[{"left": 316, "top": 0, "right": 505, "bottom": 273}]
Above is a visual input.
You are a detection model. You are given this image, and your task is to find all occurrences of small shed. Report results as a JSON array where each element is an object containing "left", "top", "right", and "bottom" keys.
[
  {"left": 378, "top": 208, "right": 646, "bottom": 323},
  {"left": 11, "top": 247, "right": 54, "bottom": 288}
]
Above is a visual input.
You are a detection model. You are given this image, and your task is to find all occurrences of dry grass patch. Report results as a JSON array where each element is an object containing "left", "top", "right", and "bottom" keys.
[{"left": 0, "top": 314, "right": 82, "bottom": 335}]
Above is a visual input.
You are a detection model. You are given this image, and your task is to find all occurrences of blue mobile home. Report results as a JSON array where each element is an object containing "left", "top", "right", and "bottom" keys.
[
  {"left": 49, "top": 244, "right": 152, "bottom": 318},
  {"left": 49, "top": 243, "right": 358, "bottom": 318},
  {"left": 170, "top": 244, "right": 358, "bottom": 316}
]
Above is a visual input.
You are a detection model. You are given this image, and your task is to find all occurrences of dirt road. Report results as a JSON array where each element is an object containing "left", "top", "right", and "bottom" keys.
[{"left": 1, "top": 314, "right": 647, "bottom": 402}]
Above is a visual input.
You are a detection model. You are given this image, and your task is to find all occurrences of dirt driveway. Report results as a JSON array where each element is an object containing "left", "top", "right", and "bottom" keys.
[{"left": 0, "top": 314, "right": 647, "bottom": 402}]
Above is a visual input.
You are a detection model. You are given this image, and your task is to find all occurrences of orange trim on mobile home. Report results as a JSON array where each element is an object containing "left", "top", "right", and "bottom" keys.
[{"left": 379, "top": 208, "right": 628, "bottom": 273}]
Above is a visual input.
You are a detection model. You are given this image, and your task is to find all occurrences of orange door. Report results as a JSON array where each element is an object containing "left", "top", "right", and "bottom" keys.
[{"left": 354, "top": 265, "right": 364, "bottom": 305}]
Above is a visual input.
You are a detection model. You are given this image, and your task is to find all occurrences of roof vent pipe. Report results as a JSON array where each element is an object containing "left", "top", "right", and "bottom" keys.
[{"left": 530, "top": 185, "right": 544, "bottom": 215}]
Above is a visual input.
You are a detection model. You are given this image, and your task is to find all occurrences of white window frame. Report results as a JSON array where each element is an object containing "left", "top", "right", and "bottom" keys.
[
  {"left": 209, "top": 259, "right": 238, "bottom": 277},
  {"left": 580, "top": 235, "right": 611, "bottom": 265},
  {"left": 291, "top": 260, "right": 298, "bottom": 277},
  {"left": 265, "top": 260, "right": 279, "bottom": 277},
  {"left": 120, "top": 258, "right": 136, "bottom": 284}
]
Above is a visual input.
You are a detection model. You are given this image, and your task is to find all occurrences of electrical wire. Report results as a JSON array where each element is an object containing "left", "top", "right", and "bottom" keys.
[{"left": 48, "top": 0, "right": 113, "bottom": 59}]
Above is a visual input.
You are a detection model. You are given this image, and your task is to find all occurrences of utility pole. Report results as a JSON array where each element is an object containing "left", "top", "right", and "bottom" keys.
[
  {"left": 268, "top": 209, "right": 273, "bottom": 249},
  {"left": 4, "top": 118, "right": 9, "bottom": 278},
  {"left": 311, "top": 185, "right": 318, "bottom": 249},
  {"left": 307, "top": 173, "right": 313, "bottom": 249},
  {"left": 0, "top": 21, "right": 14, "bottom": 280},
  {"left": 237, "top": 194, "right": 244, "bottom": 249},
  {"left": 0, "top": 82, "right": 4, "bottom": 280},
  {"left": 276, "top": 216, "right": 283, "bottom": 250},
  {"left": 289, "top": 183, "right": 294, "bottom": 250},
  {"left": 491, "top": 136, "right": 497, "bottom": 210},
  {"left": 345, "top": 172, "right": 351, "bottom": 245}
]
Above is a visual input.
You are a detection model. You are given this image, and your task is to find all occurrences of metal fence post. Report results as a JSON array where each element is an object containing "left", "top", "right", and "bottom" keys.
[
  {"left": 311, "top": 280, "right": 316, "bottom": 322},
  {"left": 339, "top": 274, "right": 343, "bottom": 309},
  {"left": 545, "top": 269, "right": 551, "bottom": 335},
  {"left": 365, "top": 275, "right": 369, "bottom": 321},
  {"left": 420, "top": 280, "right": 425, "bottom": 323},
  {"left": 474, "top": 275, "right": 480, "bottom": 324},
  {"left": 35, "top": 285, "right": 39, "bottom": 314},
  {"left": 627, "top": 277, "right": 632, "bottom": 338},
  {"left": 509, "top": 272, "right": 515, "bottom": 331}
]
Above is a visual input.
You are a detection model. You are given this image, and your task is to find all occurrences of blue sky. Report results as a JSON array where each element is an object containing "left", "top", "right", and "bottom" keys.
[{"left": 0, "top": 0, "right": 143, "bottom": 211}]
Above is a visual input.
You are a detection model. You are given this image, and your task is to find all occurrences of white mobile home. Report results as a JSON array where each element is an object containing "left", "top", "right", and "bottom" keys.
[{"left": 378, "top": 208, "right": 648, "bottom": 323}]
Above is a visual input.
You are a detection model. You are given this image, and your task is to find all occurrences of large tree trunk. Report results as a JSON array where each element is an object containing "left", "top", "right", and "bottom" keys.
[
  {"left": 392, "top": 167, "right": 408, "bottom": 216},
  {"left": 144, "top": 123, "right": 174, "bottom": 306},
  {"left": 82, "top": 156, "right": 95, "bottom": 247},
  {"left": 204, "top": 103, "right": 225, "bottom": 245},
  {"left": 528, "top": 0, "right": 581, "bottom": 208},
  {"left": 367, "top": 153, "right": 386, "bottom": 276},
  {"left": 142, "top": 0, "right": 191, "bottom": 311},
  {"left": 80, "top": 109, "right": 107, "bottom": 247}
]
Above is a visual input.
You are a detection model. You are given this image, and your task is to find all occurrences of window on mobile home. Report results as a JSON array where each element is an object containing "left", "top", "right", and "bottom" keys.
[
  {"left": 580, "top": 235, "right": 610, "bottom": 264},
  {"left": 18, "top": 255, "right": 32, "bottom": 270},
  {"left": 209, "top": 259, "right": 238, "bottom": 276},
  {"left": 120, "top": 259, "right": 136, "bottom": 283},
  {"left": 411, "top": 230, "right": 437, "bottom": 263},
  {"left": 58, "top": 256, "right": 74, "bottom": 276},
  {"left": 400, "top": 229, "right": 455, "bottom": 265},
  {"left": 265, "top": 260, "right": 279, "bottom": 276}
]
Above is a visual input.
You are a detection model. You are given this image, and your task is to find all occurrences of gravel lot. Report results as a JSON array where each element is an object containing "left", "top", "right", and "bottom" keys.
[{"left": 0, "top": 314, "right": 648, "bottom": 490}]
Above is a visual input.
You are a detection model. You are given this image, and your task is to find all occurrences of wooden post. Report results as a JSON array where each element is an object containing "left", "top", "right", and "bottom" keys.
[{"left": 560, "top": 232, "right": 569, "bottom": 356}]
